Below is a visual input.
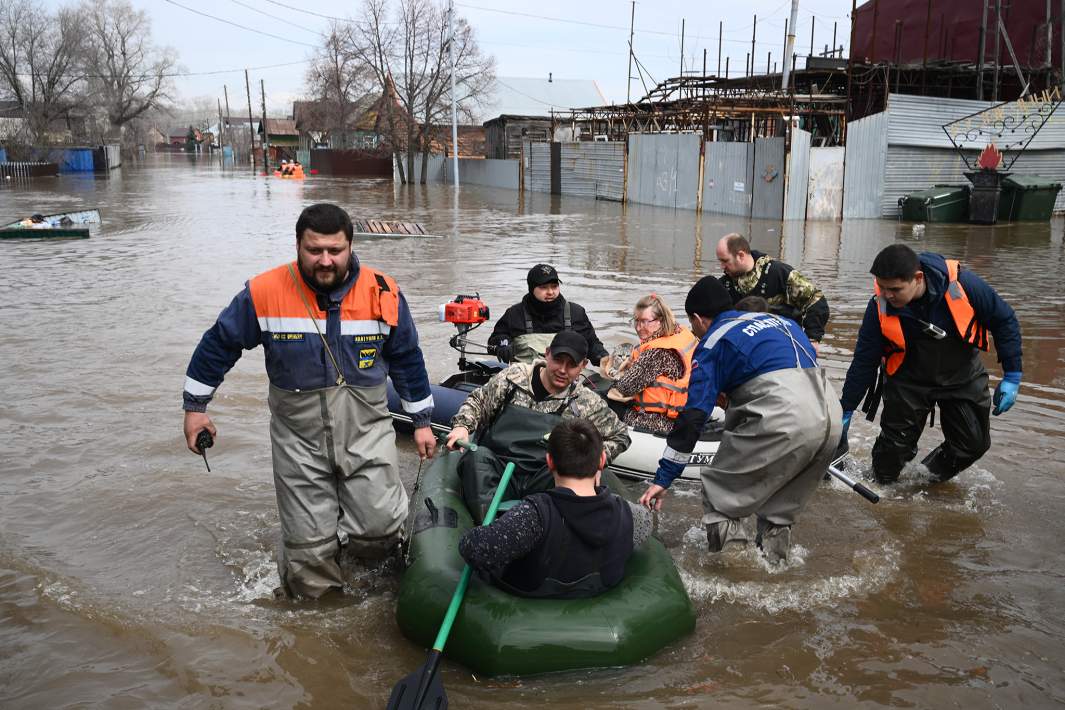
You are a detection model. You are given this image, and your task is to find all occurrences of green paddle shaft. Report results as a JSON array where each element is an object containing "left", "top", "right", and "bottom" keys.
[{"left": 429, "top": 461, "right": 515, "bottom": 652}]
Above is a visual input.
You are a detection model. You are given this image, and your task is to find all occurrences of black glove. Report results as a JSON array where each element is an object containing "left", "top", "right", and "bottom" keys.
[{"left": 492, "top": 342, "right": 512, "bottom": 363}]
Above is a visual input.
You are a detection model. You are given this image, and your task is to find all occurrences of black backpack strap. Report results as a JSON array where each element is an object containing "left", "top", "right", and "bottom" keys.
[{"left": 563, "top": 300, "right": 572, "bottom": 329}]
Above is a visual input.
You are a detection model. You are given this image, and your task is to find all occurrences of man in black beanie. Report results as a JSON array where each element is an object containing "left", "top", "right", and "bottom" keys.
[
  {"left": 487, "top": 264, "right": 609, "bottom": 367},
  {"left": 639, "top": 275, "right": 841, "bottom": 565}
]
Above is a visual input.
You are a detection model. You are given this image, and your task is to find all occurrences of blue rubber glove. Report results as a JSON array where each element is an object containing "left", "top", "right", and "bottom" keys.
[
  {"left": 841, "top": 410, "right": 853, "bottom": 438},
  {"left": 992, "top": 372, "right": 1021, "bottom": 416}
]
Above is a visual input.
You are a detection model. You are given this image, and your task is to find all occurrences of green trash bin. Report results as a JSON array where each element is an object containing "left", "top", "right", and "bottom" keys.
[
  {"left": 997, "top": 175, "right": 1063, "bottom": 221},
  {"left": 898, "top": 184, "right": 970, "bottom": 222}
]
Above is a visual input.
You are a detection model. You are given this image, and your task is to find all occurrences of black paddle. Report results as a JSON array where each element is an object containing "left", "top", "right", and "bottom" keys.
[
  {"left": 386, "top": 461, "right": 517, "bottom": 710},
  {"left": 825, "top": 428, "right": 879, "bottom": 504}
]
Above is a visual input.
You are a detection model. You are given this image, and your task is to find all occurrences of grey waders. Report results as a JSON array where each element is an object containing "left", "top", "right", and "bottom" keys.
[
  {"left": 510, "top": 302, "right": 572, "bottom": 363},
  {"left": 269, "top": 382, "right": 407, "bottom": 598},
  {"left": 701, "top": 364, "right": 841, "bottom": 563}
]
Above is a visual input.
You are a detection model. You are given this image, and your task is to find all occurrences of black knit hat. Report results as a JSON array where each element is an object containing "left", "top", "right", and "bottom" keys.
[
  {"left": 527, "top": 263, "right": 561, "bottom": 290},
  {"left": 685, "top": 275, "right": 732, "bottom": 319}
]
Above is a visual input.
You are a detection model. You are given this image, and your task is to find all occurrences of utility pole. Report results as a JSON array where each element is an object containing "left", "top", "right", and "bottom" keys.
[
  {"left": 782, "top": 0, "right": 799, "bottom": 90},
  {"left": 977, "top": 0, "right": 988, "bottom": 99},
  {"left": 1046, "top": 0, "right": 1052, "bottom": 69},
  {"left": 626, "top": 1, "right": 636, "bottom": 102},
  {"left": 993, "top": 0, "right": 1002, "bottom": 101},
  {"left": 244, "top": 69, "right": 255, "bottom": 172},
  {"left": 260, "top": 79, "right": 270, "bottom": 175},
  {"left": 718, "top": 21, "right": 723, "bottom": 77},
  {"left": 810, "top": 16, "right": 815, "bottom": 56},
  {"left": 448, "top": 0, "right": 459, "bottom": 187},
  {"left": 680, "top": 19, "right": 686, "bottom": 79},
  {"left": 217, "top": 98, "right": 223, "bottom": 162},
  {"left": 223, "top": 84, "right": 232, "bottom": 152},
  {"left": 751, "top": 15, "right": 757, "bottom": 77}
]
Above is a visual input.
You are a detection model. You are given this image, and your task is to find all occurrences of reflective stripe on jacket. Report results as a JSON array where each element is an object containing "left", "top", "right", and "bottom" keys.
[
  {"left": 247, "top": 261, "right": 399, "bottom": 386},
  {"left": 874, "top": 259, "right": 988, "bottom": 375},
  {"left": 630, "top": 328, "right": 699, "bottom": 419}
]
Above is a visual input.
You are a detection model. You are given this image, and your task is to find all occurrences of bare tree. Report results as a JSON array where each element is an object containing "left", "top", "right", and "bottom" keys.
[
  {"left": 416, "top": 6, "right": 493, "bottom": 183},
  {"left": 336, "top": 0, "right": 493, "bottom": 184},
  {"left": 79, "top": 0, "right": 177, "bottom": 141},
  {"left": 0, "top": 0, "right": 85, "bottom": 143},
  {"left": 348, "top": 0, "right": 409, "bottom": 182},
  {"left": 305, "top": 22, "right": 374, "bottom": 149},
  {"left": 393, "top": 0, "right": 435, "bottom": 182}
]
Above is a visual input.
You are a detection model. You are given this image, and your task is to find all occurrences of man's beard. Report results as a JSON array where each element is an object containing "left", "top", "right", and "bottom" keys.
[{"left": 299, "top": 257, "right": 348, "bottom": 291}]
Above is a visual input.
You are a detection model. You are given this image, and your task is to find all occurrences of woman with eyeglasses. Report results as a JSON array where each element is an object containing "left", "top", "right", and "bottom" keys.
[{"left": 607, "top": 294, "right": 699, "bottom": 435}]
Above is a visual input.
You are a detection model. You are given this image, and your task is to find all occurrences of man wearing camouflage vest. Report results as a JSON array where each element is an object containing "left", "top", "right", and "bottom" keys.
[
  {"left": 445, "top": 331, "right": 631, "bottom": 522},
  {"left": 716, "top": 233, "right": 830, "bottom": 347}
]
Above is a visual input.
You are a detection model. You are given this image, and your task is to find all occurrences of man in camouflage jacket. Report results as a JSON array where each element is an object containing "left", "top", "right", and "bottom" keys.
[
  {"left": 446, "top": 331, "right": 631, "bottom": 520},
  {"left": 716, "top": 233, "right": 830, "bottom": 344}
]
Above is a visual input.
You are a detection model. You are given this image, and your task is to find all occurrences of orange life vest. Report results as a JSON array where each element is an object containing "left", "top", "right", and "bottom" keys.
[
  {"left": 629, "top": 327, "right": 699, "bottom": 419},
  {"left": 248, "top": 260, "right": 399, "bottom": 331},
  {"left": 874, "top": 259, "right": 988, "bottom": 376}
]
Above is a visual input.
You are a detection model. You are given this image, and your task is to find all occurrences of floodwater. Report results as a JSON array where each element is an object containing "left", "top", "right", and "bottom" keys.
[{"left": 2, "top": 156, "right": 1064, "bottom": 709}]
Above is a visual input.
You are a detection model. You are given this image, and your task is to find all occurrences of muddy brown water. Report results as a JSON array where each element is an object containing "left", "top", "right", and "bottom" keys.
[{"left": 2, "top": 156, "right": 1064, "bottom": 708}]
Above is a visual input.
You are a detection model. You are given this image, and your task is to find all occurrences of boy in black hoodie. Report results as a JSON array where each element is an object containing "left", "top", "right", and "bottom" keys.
[{"left": 458, "top": 418, "right": 651, "bottom": 599}]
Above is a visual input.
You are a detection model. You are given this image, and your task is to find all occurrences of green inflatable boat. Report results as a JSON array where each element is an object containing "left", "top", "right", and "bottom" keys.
[{"left": 395, "top": 450, "right": 696, "bottom": 677}]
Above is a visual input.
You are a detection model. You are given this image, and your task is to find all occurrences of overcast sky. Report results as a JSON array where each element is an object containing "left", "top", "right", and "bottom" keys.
[{"left": 112, "top": 0, "right": 855, "bottom": 114}]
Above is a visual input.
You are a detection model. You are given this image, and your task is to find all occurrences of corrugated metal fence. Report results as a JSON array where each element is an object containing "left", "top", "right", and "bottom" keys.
[
  {"left": 784, "top": 129, "right": 811, "bottom": 220},
  {"left": 626, "top": 133, "right": 701, "bottom": 209},
  {"left": 842, "top": 111, "right": 889, "bottom": 218},
  {"left": 559, "top": 142, "right": 625, "bottom": 200},
  {"left": 0, "top": 161, "right": 58, "bottom": 180},
  {"left": 523, "top": 141, "right": 552, "bottom": 193}
]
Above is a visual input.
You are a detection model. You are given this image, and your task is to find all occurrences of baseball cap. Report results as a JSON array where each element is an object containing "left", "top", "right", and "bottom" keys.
[
  {"left": 547, "top": 331, "right": 588, "bottom": 363},
  {"left": 527, "top": 263, "right": 562, "bottom": 289}
]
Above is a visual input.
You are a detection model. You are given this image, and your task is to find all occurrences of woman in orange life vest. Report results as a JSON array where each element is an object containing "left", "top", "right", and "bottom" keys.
[{"left": 607, "top": 294, "right": 699, "bottom": 435}]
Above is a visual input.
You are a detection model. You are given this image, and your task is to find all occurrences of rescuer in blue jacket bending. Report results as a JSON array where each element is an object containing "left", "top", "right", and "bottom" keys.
[
  {"left": 181, "top": 203, "right": 436, "bottom": 599},
  {"left": 639, "top": 276, "right": 841, "bottom": 565},
  {"left": 839, "top": 244, "right": 1022, "bottom": 486}
]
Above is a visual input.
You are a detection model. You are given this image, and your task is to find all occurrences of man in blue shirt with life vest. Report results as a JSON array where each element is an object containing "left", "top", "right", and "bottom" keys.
[
  {"left": 838, "top": 244, "right": 1022, "bottom": 486},
  {"left": 181, "top": 203, "right": 436, "bottom": 599},
  {"left": 639, "top": 276, "right": 842, "bottom": 564}
]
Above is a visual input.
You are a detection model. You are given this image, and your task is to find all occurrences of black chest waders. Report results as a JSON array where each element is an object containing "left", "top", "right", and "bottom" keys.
[{"left": 459, "top": 385, "right": 573, "bottom": 523}]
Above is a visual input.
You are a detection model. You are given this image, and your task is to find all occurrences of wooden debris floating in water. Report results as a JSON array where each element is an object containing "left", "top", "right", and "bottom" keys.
[{"left": 353, "top": 220, "right": 427, "bottom": 236}]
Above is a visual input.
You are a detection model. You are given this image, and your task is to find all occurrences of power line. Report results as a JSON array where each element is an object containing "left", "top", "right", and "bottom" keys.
[
  {"left": 261, "top": 0, "right": 349, "bottom": 22},
  {"left": 227, "top": 0, "right": 321, "bottom": 35},
  {"left": 162, "top": 0, "right": 319, "bottom": 48},
  {"left": 456, "top": 3, "right": 676, "bottom": 37},
  {"left": 5, "top": 59, "right": 312, "bottom": 81}
]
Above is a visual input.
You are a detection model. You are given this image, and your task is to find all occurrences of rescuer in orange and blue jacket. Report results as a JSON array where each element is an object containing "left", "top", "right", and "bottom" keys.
[
  {"left": 839, "top": 244, "right": 1022, "bottom": 486},
  {"left": 181, "top": 203, "right": 435, "bottom": 599}
]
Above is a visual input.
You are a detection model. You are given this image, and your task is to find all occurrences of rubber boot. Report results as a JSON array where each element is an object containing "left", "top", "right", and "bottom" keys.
[
  {"left": 755, "top": 518, "right": 792, "bottom": 565},
  {"left": 921, "top": 444, "right": 962, "bottom": 483},
  {"left": 705, "top": 518, "right": 749, "bottom": 552}
]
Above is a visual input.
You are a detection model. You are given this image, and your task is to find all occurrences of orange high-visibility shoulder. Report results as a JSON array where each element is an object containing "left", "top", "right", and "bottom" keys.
[
  {"left": 872, "top": 280, "right": 907, "bottom": 375},
  {"left": 248, "top": 262, "right": 325, "bottom": 319},
  {"left": 943, "top": 260, "right": 989, "bottom": 351},
  {"left": 343, "top": 265, "right": 399, "bottom": 327},
  {"left": 873, "top": 259, "right": 988, "bottom": 376},
  {"left": 248, "top": 261, "right": 399, "bottom": 327},
  {"left": 630, "top": 328, "right": 699, "bottom": 419}
]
